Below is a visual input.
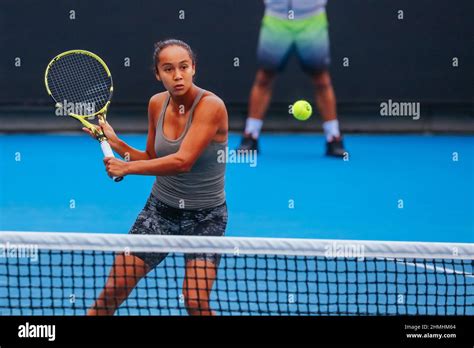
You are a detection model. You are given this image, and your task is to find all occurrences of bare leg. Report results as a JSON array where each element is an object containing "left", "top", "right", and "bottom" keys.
[
  {"left": 247, "top": 69, "right": 277, "bottom": 122},
  {"left": 88, "top": 254, "right": 150, "bottom": 316},
  {"left": 182, "top": 259, "right": 218, "bottom": 316},
  {"left": 312, "top": 70, "right": 347, "bottom": 156},
  {"left": 312, "top": 70, "right": 337, "bottom": 122}
]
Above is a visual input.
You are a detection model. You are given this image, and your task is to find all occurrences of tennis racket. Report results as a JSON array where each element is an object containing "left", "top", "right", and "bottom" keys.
[{"left": 44, "top": 49, "right": 123, "bottom": 182}]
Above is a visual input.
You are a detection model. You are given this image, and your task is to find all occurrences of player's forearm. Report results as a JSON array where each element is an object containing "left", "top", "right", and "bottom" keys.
[
  {"left": 126, "top": 154, "right": 190, "bottom": 176},
  {"left": 111, "top": 139, "right": 150, "bottom": 161}
]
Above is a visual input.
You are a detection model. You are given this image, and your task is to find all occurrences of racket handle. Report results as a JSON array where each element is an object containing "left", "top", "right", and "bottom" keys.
[{"left": 100, "top": 140, "right": 124, "bottom": 182}]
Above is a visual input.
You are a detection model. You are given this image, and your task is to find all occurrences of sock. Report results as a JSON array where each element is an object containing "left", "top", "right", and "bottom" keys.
[
  {"left": 322, "top": 119, "right": 340, "bottom": 141},
  {"left": 244, "top": 117, "right": 263, "bottom": 139}
]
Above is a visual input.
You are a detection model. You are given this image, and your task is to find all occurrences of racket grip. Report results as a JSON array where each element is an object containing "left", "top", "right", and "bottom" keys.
[{"left": 100, "top": 140, "right": 124, "bottom": 182}]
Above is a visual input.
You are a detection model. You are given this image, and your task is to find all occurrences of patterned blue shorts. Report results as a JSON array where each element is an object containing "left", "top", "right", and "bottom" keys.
[
  {"left": 257, "top": 12, "right": 330, "bottom": 73},
  {"left": 129, "top": 194, "right": 228, "bottom": 269}
]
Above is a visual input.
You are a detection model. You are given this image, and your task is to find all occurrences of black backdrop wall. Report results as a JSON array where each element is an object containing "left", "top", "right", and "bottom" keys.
[{"left": 0, "top": 0, "right": 473, "bottom": 107}]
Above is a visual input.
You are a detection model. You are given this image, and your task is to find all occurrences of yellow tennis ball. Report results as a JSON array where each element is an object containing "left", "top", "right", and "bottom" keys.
[{"left": 292, "top": 100, "right": 312, "bottom": 121}]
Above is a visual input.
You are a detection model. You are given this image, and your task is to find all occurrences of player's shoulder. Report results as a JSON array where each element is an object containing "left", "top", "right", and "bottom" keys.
[
  {"left": 147, "top": 92, "right": 168, "bottom": 123},
  {"left": 196, "top": 92, "right": 227, "bottom": 121},
  {"left": 149, "top": 91, "right": 168, "bottom": 106},
  {"left": 199, "top": 90, "right": 226, "bottom": 111},
  {"left": 148, "top": 92, "right": 168, "bottom": 116}
]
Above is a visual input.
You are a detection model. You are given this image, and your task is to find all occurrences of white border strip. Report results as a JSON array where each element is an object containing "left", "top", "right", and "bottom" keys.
[{"left": 0, "top": 231, "right": 473, "bottom": 260}]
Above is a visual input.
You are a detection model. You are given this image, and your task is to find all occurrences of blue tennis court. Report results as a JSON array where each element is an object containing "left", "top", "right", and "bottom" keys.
[{"left": 1, "top": 133, "right": 472, "bottom": 242}]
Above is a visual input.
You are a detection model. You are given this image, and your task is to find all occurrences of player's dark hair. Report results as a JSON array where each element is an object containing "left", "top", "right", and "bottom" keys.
[{"left": 153, "top": 39, "right": 196, "bottom": 74}]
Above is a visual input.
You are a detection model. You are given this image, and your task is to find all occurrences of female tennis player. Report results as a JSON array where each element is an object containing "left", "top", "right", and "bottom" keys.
[{"left": 86, "top": 39, "right": 228, "bottom": 316}]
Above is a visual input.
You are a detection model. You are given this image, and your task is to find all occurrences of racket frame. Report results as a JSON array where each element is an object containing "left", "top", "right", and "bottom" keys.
[{"left": 44, "top": 49, "right": 123, "bottom": 182}]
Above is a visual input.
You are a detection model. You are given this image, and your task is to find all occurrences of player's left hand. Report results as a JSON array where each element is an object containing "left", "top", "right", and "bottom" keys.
[{"left": 104, "top": 157, "right": 129, "bottom": 178}]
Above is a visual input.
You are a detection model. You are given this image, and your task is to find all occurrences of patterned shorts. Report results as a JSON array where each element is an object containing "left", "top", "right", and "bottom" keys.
[
  {"left": 129, "top": 193, "right": 228, "bottom": 269},
  {"left": 257, "top": 12, "right": 330, "bottom": 73}
]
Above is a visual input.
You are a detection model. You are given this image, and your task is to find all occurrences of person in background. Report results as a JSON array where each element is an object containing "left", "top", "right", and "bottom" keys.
[{"left": 238, "top": 0, "right": 347, "bottom": 157}]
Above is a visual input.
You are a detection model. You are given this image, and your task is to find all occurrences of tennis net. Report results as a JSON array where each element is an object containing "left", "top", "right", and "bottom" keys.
[{"left": 0, "top": 231, "right": 472, "bottom": 315}]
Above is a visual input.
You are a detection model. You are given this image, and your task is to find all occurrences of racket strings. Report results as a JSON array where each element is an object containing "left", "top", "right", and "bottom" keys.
[{"left": 47, "top": 53, "right": 112, "bottom": 116}]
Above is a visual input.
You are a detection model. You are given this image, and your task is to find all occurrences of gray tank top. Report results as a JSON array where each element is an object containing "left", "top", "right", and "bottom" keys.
[{"left": 151, "top": 88, "right": 227, "bottom": 210}]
